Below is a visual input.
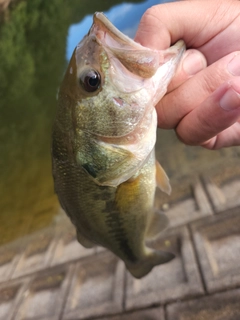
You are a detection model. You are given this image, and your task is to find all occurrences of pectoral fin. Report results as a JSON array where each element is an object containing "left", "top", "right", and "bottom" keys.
[
  {"left": 146, "top": 210, "right": 169, "bottom": 240},
  {"left": 156, "top": 160, "right": 171, "bottom": 195},
  {"left": 77, "top": 139, "right": 138, "bottom": 187}
]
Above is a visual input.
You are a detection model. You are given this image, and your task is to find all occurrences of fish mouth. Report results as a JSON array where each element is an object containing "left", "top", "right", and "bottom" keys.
[
  {"left": 91, "top": 12, "right": 161, "bottom": 79},
  {"left": 90, "top": 12, "right": 184, "bottom": 93}
]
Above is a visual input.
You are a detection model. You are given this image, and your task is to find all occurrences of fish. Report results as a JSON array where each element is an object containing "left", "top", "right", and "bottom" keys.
[{"left": 52, "top": 12, "right": 185, "bottom": 278}]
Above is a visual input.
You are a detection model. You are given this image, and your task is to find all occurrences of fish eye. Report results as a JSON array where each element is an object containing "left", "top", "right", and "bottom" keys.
[{"left": 79, "top": 69, "right": 101, "bottom": 92}]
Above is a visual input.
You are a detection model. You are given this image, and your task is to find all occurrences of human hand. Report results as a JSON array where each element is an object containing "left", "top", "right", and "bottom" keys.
[{"left": 135, "top": 0, "right": 240, "bottom": 149}]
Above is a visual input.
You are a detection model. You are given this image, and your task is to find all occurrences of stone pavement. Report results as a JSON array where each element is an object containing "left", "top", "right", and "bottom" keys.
[{"left": 0, "top": 162, "right": 240, "bottom": 320}]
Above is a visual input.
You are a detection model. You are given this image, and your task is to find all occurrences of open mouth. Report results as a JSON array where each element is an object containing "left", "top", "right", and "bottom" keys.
[{"left": 90, "top": 12, "right": 161, "bottom": 79}]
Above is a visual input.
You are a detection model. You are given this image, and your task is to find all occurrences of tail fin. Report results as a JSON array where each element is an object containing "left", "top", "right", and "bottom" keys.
[{"left": 126, "top": 249, "right": 175, "bottom": 279}]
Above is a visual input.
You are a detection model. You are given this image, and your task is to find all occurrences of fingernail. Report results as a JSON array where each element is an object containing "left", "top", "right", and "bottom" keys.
[
  {"left": 227, "top": 54, "right": 240, "bottom": 76},
  {"left": 220, "top": 87, "right": 240, "bottom": 111},
  {"left": 183, "top": 51, "right": 206, "bottom": 76}
]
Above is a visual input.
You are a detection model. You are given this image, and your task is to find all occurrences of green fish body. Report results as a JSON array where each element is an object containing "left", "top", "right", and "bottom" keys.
[{"left": 52, "top": 12, "right": 185, "bottom": 278}]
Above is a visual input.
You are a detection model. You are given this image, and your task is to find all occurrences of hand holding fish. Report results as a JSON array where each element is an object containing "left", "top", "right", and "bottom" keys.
[{"left": 135, "top": 0, "right": 240, "bottom": 149}]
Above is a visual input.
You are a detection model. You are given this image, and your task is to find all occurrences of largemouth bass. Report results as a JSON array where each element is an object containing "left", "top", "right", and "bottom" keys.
[{"left": 52, "top": 12, "right": 185, "bottom": 278}]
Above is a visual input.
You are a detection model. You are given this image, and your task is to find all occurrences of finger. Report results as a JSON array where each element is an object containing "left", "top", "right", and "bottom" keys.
[
  {"left": 135, "top": 1, "right": 240, "bottom": 61},
  {"left": 167, "top": 49, "right": 207, "bottom": 93},
  {"left": 156, "top": 52, "right": 240, "bottom": 129},
  {"left": 176, "top": 79, "right": 240, "bottom": 147},
  {"left": 201, "top": 122, "right": 240, "bottom": 150}
]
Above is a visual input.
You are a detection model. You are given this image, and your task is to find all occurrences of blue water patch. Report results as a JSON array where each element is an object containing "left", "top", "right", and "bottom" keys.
[{"left": 66, "top": 0, "right": 175, "bottom": 60}]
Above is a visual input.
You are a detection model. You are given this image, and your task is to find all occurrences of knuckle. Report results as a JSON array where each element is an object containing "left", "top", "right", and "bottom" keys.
[
  {"left": 139, "top": 6, "right": 159, "bottom": 30},
  {"left": 201, "top": 138, "right": 219, "bottom": 150},
  {"left": 139, "top": 4, "right": 169, "bottom": 30},
  {"left": 175, "top": 128, "right": 194, "bottom": 146}
]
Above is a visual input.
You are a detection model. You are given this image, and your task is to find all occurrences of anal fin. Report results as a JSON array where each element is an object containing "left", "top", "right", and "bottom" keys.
[
  {"left": 76, "top": 230, "right": 95, "bottom": 248},
  {"left": 146, "top": 210, "right": 169, "bottom": 240}
]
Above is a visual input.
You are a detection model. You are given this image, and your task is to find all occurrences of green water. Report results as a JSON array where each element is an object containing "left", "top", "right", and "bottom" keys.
[{"left": 0, "top": 0, "right": 144, "bottom": 244}]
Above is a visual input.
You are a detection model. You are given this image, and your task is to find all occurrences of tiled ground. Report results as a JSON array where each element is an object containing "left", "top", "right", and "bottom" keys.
[{"left": 0, "top": 165, "right": 240, "bottom": 320}]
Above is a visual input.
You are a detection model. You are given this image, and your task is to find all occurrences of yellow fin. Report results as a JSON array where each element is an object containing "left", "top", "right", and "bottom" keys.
[
  {"left": 156, "top": 160, "right": 171, "bottom": 195},
  {"left": 146, "top": 211, "right": 169, "bottom": 240}
]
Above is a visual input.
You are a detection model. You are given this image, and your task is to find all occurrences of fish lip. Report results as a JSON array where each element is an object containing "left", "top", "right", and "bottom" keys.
[{"left": 92, "top": 12, "right": 142, "bottom": 49}]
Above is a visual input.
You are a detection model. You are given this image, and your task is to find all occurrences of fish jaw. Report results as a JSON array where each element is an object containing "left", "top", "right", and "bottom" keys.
[
  {"left": 92, "top": 12, "right": 160, "bottom": 78},
  {"left": 151, "top": 40, "right": 185, "bottom": 105},
  {"left": 92, "top": 12, "right": 185, "bottom": 93}
]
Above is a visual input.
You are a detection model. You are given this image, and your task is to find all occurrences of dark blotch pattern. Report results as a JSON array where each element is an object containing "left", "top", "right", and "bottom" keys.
[{"left": 104, "top": 200, "right": 137, "bottom": 263}]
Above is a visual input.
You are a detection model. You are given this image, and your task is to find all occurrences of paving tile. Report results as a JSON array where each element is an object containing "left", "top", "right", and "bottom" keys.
[
  {"left": 62, "top": 251, "right": 124, "bottom": 320},
  {"left": 13, "top": 264, "right": 74, "bottom": 320},
  {"left": 50, "top": 223, "right": 95, "bottom": 267},
  {"left": 0, "top": 242, "right": 23, "bottom": 283},
  {"left": 101, "top": 307, "right": 165, "bottom": 320},
  {"left": 125, "top": 226, "right": 204, "bottom": 310},
  {"left": 191, "top": 207, "right": 240, "bottom": 293},
  {"left": 12, "top": 228, "right": 58, "bottom": 279},
  {"left": 166, "top": 288, "right": 240, "bottom": 320},
  {"left": 156, "top": 179, "right": 212, "bottom": 229},
  {"left": 0, "top": 278, "right": 28, "bottom": 320},
  {"left": 203, "top": 172, "right": 240, "bottom": 212}
]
